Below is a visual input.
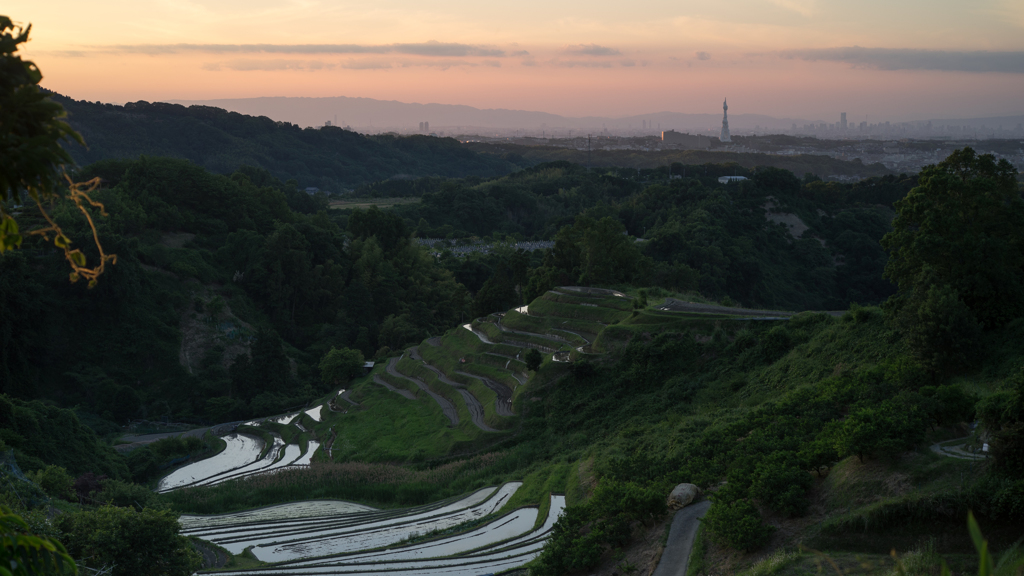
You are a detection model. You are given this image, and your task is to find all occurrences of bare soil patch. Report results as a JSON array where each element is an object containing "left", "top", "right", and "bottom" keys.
[
  {"left": 762, "top": 197, "right": 809, "bottom": 239},
  {"left": 329, "top": 197, "right": 421, "bottom": 210},
  {"left": 178, "top": 289, "right": 255, "bottom": 375}
]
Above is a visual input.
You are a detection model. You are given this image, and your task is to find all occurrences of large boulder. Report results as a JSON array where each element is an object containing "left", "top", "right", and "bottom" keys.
[{"left": 667, "top": 483, "right": 700, "bottom": 510}]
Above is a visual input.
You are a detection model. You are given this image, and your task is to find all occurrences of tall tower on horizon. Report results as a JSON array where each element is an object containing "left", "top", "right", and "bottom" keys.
[{"left": 720, "top": 98, "right": 732, "bottom": 143}]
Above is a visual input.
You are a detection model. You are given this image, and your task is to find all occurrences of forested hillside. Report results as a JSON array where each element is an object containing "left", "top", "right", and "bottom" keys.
[
  {"left": 385, "top": 163, "right": 914, "bottom": 310},
  {"left": 1, "top": 155, "right": 914, "bottom": 430},
  {"left": 49, "top": 94, "right": 517, "bottom": 191}
]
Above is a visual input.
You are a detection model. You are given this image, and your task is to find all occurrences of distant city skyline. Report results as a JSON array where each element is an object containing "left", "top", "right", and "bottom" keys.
[{"left": 11, "top": 0, "right": 1024, "bottom": 121}]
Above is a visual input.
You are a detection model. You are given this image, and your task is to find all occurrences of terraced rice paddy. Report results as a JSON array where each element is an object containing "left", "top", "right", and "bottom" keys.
[
  {"left": 185, "top": 483, "right": 566, "bottom": 576},
  {"left": 158, "top": 427, "right": 322, "bottom": 492},
  {"left": 157, "top": 433, "right": 263, "bottom": 492},
  {"left": 159, "top": 287, "right": 785, "bottom": 573}
]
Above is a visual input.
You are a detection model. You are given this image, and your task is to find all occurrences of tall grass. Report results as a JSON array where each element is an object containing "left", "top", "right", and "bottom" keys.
[
  {"left": 738, "top": 549, "right": 802, "bottom": 576},
  {"left": 528, "top": 298, "right": 630, "bottom": 324},
  {"left": 163, "top": 452, "right": 508, "bottom": 514},
  {"left": 541, "top": 290, "right": 634, "bottom": 311}
]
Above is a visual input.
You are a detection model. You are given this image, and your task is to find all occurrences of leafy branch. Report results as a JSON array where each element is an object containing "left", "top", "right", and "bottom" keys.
[{"left": 0, "top": 16, "right": 114, "bottom": 285}]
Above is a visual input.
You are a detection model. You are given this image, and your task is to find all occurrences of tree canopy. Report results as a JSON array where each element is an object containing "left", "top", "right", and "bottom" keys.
[{"left": 882, "top": 148, "right": 1023, "bottom": 370}]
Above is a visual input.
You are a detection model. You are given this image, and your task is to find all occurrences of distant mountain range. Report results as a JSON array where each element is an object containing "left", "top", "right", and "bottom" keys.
[
  {"left": 51, "top": 95, "right": 515, "bottom": 191},
  {"left": 169, "top": 96, "right": 1024, "bottom": 137},
  {"left": 169, "top": 96, "right": 814, "bottom": 135}
]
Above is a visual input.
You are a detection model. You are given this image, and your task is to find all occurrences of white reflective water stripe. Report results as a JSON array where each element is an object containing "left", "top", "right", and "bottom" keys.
[
  {"left": 156, "top": 433, "right": 263, "bottom": 492},
  {"left": 251, "top": 483, "right": 521, "bottom": 562},
  {"left": 290, "top": 441, "right": 320, "bottom": 466},
  {"left": 179, "top": 499, "right": 377, "bottom": 531},
  {"left": 206, "top": 494, "right": 565, "bottom": 575},
  {"left": 195, "top": 434, "right": 286, "bottom": 487},
  {"left": 304, "top": 405, "right": 323, "bottom": 422},
  {"left": 276, "top": 413, "right": 299, "bottom": 425},
  {"left": 298, "top": 495, "right": 564, "bottom": 566},
  {"left": 182, "top": 491, "right": 482, "bottom": 539},
  {"left": 191, "top": 486, "right": 503, "bottom": 551},
  {"left": 261, "top": 444, "right": 304, "bottom": 471},
  {"left": 289, "top": 508, "right": 538, "bottom": 566}
]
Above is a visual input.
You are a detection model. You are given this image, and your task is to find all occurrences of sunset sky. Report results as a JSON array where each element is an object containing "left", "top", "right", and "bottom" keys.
[{"left": 11, "top": 0, "right": 1024, "bottom": 121}]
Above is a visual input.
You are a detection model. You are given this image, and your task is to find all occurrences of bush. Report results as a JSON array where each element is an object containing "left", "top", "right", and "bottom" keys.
[
  {"left": 26, "top": 465, "right": 73, "bottom": 501},
  {"left": 524, "top": 348, "right": 543, "bottom": 372},
  {"left": 534, "top": 506, "right": 605, "bottom": 575},
  {"left": 843, "top": 303, "right": 880, "bottom": 324},
  {"left": 702, "top": 496, "right": 774, "bottom": 551},
  {"left": 96, "top": 478, "right": 159, "bottom": 509},
  {"left": 56, "top": 505, "right": 201, "bottom": 576},
  {"left": 834, "top": 399, "right": 925, "bottom": 462},
  {"left": 588, "top": 480, "right": 665, "bottom": 524},
  {"left": 758, "top": 326, "right": 793, "bottom": 363},
  {"left": 749, "top": 452, "right": 812, "bottom": 517},
  {"left": 534, "top": 480, "right": 665, "bottom": 575}
]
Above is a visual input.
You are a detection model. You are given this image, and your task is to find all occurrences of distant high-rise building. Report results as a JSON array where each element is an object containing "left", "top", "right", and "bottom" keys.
[
  {"left": 662, "top": 130, "right": 710, "bottom": 149},
  {"left": 841, "top": 112, "right": 847, "bottom": 131},
  {"left": 720, "top": 98, "right": 731, "bottom": 143},
  {"left": 425, "top": 121, "right": 429, "bottom": 132}
]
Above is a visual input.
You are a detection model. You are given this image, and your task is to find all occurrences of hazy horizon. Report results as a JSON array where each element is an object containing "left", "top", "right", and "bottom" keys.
[
  {"left": 13, "top": 1, "right": 1024, "bottom": 122},
  {"left": 158, "top": 94, "right": 1024, "bottom": 134}
]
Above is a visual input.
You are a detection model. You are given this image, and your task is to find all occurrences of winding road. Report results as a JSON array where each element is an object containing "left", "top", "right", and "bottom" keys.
[
  {"left": 373, "top": 375, "right": 417, "bottom": 400},
  {"left": 455, "top": 371, "right": 514, "bottom": 416},
  {"left": 385, "top": 357, "right": 459, "bottom": 427},
  {"left": 652, "top": 501, "right": 711, "bottom": 576},
  {"left": 412, "top": 351, "right": 498, "bottom": 432}
]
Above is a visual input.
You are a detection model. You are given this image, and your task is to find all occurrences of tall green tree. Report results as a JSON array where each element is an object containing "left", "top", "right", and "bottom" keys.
[
  {"left": 319, "top": 347, "right": 364, "bottom": 387},
  {"left": 882, "top": 148, "right": 1024, "bottom": 330}
]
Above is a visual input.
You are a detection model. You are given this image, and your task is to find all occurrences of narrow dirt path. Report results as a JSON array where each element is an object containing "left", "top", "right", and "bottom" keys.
[
  {"left": 483, "top": 353, "right": 529, "bottom": 384},
  {"left": 484, "top": 351, "right": 520, "bottom": 362},
  {"left": 659, "top": 298, "right": 794, "bottom": 317},
  {"left": 496, "top": 319, "right": 567, "bottom": 344},
  {"left": 462, "top": 324, "right": 497, "bottom": 344},
  {"left": 373, "top": 375, "right": 417, "bottom": 400},
  {"left": 339, "top": 391, "right": 359, "bottom": 406},
  {"left": 385, "top": 357, "right": 458, "bottom": 427},
  {"left": 116, "top": 427, "right": 209, "bottom": 453},
  {"left": 417, "top": 361, "right": 498, "bottom": 432},
  {"left": 557, "top": 286, "right": 629, "bottom": 298},
  {"left": 479, "top": 322, "right": 559, "bottom": 353},
  {"left": 192, "top": 540, "right": 227, "bottom": 569},
  {"left": 652, "top": 500, "right": 711, "bottom": 576},
  {"left": 456, "top": 371, "right": 514, "bottom": 416}
]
